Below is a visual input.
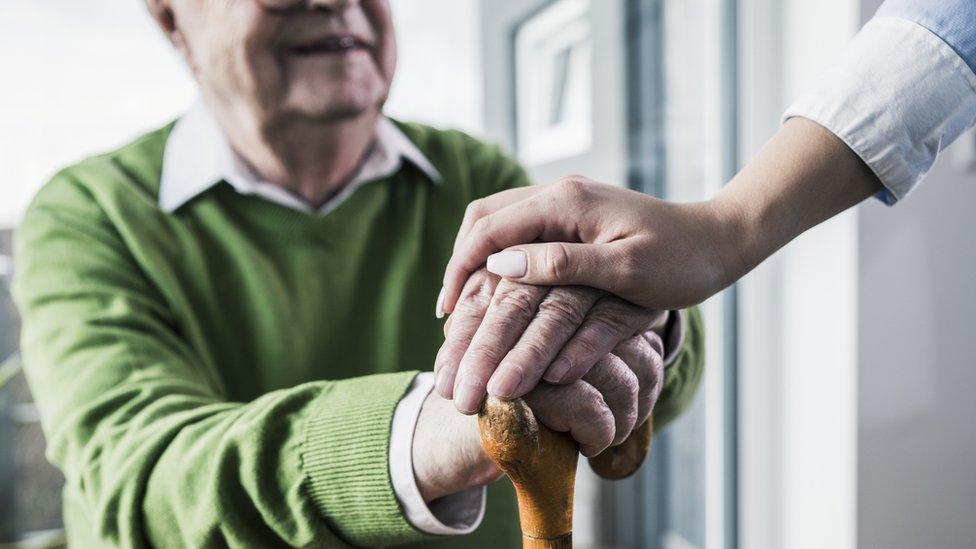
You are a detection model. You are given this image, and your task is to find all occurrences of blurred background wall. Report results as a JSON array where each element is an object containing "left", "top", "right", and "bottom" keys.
[{"left": 855, "top": 3, "right": 976, "bottom": 549}]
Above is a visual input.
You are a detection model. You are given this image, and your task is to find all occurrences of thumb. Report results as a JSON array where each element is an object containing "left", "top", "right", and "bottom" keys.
[{"left": 486, "top": 242, "right": 622, "bottom": 290}]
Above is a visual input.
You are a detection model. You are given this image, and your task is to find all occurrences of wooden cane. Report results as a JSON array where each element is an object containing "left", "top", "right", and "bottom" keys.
[{"left": 478, "top": 396, "right": 653, "bottom": 548}]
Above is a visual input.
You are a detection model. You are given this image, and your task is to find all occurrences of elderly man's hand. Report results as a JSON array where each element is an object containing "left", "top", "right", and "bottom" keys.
[
  {"left": 414, "top": 269, "right": 669, "bottom": 501},
  {"left": 413, "top": 330, "right": 664, "bottom": 502},
  {"left": 434, "top": 269, "right": 667, "bottom": 415}
]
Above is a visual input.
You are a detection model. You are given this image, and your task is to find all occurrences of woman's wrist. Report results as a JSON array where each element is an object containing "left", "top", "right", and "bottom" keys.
[
  {"left": 693, "top": 196, "right": 754, "bottom": 295},
  {"left": 707, "top": 117, "right": 884, "bottom": 288}
]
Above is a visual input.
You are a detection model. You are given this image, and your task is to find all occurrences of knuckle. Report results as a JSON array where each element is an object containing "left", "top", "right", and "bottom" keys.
[
  {"left": 537, "top": 295, "right": 587, "bottom": 329},
  {"left": 633, "top": 359, "right": 656, "bottom": 393},
  {"left": 457, "top": 286, "right": 491, "bottom": 313},
  {"left": 620, "top": 365, "right": 640, "bottom": 399},
  {"left": 433, "top": 348, "right": 454, "bottom": 373},
  {"left": 576, "top": 389, "right": 608, "bottom": 423},
  {"left": 543, "top": 287, "right": 591, "bottom": 312},
  {"left": 618, "top": 246, "right": 644, "bottom": 283},
  {"left": 596, "top": 414, "right": 616, "bottom": 448},
  {"left": 572, "top": 330, "right": 607, "bottom": 360},
  {"left": 609, "top": 362, "right": 639, "bottom": 411},
  {"left": 464, "top": 198, "right": 486, "bottom": 220},
  {"left": 471, "top": 216, "right": 493, "bottom": 240},
  {"left": 465, "top": 342, "right": 506, "bottom": 366},
  {"left": 557, "top": 175, "right": 592, "bottom": 199},
  {"left": 643, "top": 329, "right": 666, "bottom": 356},
  {"left": 456, "top": 270, "right": 495, "bottom": 311},
  {"left": 491, "top": 287, "right": 539, "bottom": 320},
  {"left": 543, "top": 242, "right": 574, "bottom": 280},
  {"left": 513, "top": 337, "right": 550, "bottom": 366},
  {"left": 588, "top": 302, "right": 635, "bottom": 335}
]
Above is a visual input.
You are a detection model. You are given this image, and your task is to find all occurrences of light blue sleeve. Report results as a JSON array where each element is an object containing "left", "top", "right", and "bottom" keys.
[{"left": 877, "top": 0, "right": 976, "bottom": 77}]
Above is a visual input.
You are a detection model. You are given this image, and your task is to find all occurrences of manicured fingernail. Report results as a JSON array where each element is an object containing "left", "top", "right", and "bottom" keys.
[
  {"left": 544, "top": 357, "right": 572, "bottom": 383},
  {"left": 487, "top": 366, "right": 522, "bottom": 399},
  {"left": 487, "top": 250, "right": 527, "bottom": 278},
  {"left": 454, "top": 374, "right": 485, "bottom": 414},
  {"left": 435, "top": 287, "right": 446, "bottom": 319}
]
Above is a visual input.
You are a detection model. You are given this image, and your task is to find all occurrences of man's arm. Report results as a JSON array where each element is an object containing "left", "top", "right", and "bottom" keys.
[{"left": 13, "top": 176, "right": 431, "bottom": 547}]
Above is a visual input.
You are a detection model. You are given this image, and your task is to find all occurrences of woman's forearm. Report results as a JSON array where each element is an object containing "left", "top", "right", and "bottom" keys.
[{"left": 711, "top": 117, "right": 883, "bottom": 283}]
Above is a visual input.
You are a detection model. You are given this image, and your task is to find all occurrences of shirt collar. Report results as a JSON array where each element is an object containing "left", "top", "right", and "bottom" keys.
[{"left": 159, "top": 100, "right": 441, "bottom": 214}]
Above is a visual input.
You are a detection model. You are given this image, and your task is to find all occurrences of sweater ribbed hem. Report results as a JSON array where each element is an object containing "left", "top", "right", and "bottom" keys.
[{"left": 301, "top": 371, "right": 428, "bottom": 546}]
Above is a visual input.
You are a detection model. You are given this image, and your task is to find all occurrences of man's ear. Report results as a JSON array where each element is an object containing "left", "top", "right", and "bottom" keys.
[{"left": 144, "top": 0, "right": 193, "bottom": 65}]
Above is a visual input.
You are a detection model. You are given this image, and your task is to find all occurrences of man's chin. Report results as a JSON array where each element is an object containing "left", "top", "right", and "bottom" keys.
[{"left": 282, "top": 86, "right": 386, "bottom": 124}]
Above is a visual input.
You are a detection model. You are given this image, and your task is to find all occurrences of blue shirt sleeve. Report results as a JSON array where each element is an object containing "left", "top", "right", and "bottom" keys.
[{"left": 876, "top": 0, "right": 976, "bottom": 77}]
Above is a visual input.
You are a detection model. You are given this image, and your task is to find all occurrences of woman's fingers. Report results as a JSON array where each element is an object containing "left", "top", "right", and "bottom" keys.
[
  {"left": 451, "top": 186, "right": 542, "bottom": 255},
  {"left": 439, "top": 181, "right": 591, "bottom": 317},
  {"left": 486, "top": 240, "right": 631, "bottom": 291},
  {"left": 440, "top": 196, "right": 552, "bottom": 318},
  {"left": 439, "top": 187, "right": 545, "bottom": 319}
]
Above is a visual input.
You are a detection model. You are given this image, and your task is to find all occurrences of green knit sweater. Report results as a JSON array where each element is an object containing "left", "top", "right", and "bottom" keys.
[{"left": 12, "top": 121, "right": 704, "bottom": 548}]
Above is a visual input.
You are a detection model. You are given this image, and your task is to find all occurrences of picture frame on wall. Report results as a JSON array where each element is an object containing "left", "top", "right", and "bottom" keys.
[{"left": 514, "top": 0, "right": 593, "bottom": 167}]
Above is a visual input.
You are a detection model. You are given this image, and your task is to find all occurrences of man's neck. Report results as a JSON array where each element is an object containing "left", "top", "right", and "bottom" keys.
[{"left": 209, "top": 101, "right": 378, "bottom": 209}]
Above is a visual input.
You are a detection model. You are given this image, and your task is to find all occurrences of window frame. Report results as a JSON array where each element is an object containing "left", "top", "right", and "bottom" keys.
[{"left": 603, "top": 0, "right": 741, "bottom": 547}]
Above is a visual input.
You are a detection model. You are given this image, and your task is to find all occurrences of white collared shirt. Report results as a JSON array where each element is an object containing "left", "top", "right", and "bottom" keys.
[
  {"left": 160, "top": 101, "right": 483, "bottom": 536},
  {"left": 160, "top": 101, "right": 442, "bottom": 213}
]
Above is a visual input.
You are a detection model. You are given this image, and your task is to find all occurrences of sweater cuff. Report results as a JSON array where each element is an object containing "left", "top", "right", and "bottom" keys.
[
  {"left": 653, "top": 307, "right": 705, "bottom": 429},
  {"left": 301, "top": 371, "right": 428, "bottom": 547},
  {"left": 662, "top": 310, "right": 686, "bottom": 368}
]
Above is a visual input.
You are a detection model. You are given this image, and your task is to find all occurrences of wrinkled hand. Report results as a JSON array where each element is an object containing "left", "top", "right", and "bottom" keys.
[
  {"left": 415, "top": 269, "right": 668, "bottom": 501},
  {"left": 434, "top": 268, "right": 666, "bottom": 449},
  {"left": 434, "top": 269, "right": 667, "bottom": 412},
  {"left": 414, "top": 330, "right": 664, "bottom": 501}
]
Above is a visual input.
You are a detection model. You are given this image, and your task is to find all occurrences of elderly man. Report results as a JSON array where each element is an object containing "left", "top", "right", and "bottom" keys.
[{"left": 12, "top": 0, "right": 703, "bottom": 547}]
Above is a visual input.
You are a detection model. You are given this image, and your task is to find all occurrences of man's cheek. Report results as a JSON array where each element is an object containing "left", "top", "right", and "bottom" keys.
[{"left": 360, "top": 0, "right": 397, "bottom": 78}]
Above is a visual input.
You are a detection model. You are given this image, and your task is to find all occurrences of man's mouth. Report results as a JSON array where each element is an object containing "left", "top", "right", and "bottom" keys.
[{"left": 288, "top": 35, "right": 371, "bottom": 56}]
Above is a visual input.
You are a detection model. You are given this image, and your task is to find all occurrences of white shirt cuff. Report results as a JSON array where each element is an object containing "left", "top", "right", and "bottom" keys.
[
  {"left": 662, "top": 310, "right": 686, "bottom": 368},
  {"left": 389, "top": 372, "right": 486, "bottom": 535},
  {"left": 783, "top": 16, "right": 976, "bottom": 205}
]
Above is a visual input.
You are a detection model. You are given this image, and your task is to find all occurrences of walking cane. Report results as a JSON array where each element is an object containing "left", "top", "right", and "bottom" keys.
[{"left": 478, "top": 396, "right": 653, "bottom": 548}]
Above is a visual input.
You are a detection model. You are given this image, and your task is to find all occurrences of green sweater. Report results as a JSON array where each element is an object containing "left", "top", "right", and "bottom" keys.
[{"left": 12, "top": 121, "right": 704, "bottom": 548}]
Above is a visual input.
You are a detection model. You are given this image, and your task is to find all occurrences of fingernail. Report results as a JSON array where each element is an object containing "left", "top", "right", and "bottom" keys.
[
  {"left": 487, "top": 366, "right": 522, "bottom": 399},
  {"left": 454, "top": 374, "right": 485, "bottom": 414},
  {"left": 435, "top": 286, "right": 446, "bottom": 319},
  {"left": 544, "top": 357, "right": 572, "bottom": 383},
  {"left": 487, "top": 250, "right": 527, "bottom": 278}
]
